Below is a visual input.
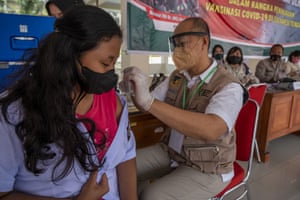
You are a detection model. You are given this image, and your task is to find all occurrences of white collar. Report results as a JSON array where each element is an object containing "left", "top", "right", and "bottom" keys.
[{"left": 180, "top": 59, "right": 218, "bottom": 83}]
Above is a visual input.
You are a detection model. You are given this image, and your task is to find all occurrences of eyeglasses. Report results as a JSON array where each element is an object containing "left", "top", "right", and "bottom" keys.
[
  {"left": 168, "top": 31, "right": 208, "bottom": 51},
  {"left": 168, "top": 31, "right": 208, "bottom": 57}
]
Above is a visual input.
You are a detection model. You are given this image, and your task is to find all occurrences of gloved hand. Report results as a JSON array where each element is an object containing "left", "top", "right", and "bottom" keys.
[{"left": 120, "top": 66, "right": 154, "bottom": 111}]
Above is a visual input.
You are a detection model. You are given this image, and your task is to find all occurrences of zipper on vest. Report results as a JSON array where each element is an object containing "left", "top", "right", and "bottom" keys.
[{"left": 184, "top": 144, "right": 220, "bottom": 153}]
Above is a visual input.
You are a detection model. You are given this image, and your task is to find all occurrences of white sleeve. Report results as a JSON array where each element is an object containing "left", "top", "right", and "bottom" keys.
[
  {"left": 0, "top": 119, "right": 23, "bottom": 192},
  {"left": 151, "top": 77, "right": 170, "bottom": 101},
  {"left": 118, "top": 95, "right": 136, "bottom": 162},
  {"left": 205, "top": 83, "right": 244, "bottom": 132},
  {"left": 121, "top": 129, "right": 136, "bottom": 163}
]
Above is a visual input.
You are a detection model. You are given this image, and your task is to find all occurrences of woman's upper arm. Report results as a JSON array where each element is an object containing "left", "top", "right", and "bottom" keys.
[
  {"left": 117, "top": 158, "right": 137, "bottom": 200},
  {"left": 0, "top": 121, "right": 23, "bottom": 192}
]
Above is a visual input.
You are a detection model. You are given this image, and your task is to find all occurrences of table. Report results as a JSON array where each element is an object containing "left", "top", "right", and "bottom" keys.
[
  {"left": 129, "top": 112, "right": 167, "bottom": 148},
  {"left": 256, "top": 89, "right": 300, "bottom": 162}
]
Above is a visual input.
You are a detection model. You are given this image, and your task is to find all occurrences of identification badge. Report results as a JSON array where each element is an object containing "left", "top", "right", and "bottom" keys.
[{"left": 168, "top": 129, "right": 184, "bottom": 153}]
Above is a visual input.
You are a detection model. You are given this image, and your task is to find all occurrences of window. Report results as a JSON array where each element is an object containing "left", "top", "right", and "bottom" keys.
[
  {"left": 149, "top": 55, "right": 162, "bottom": 64},
  {"left": 0, "top": 0, "right": 45, "bottom": 15}
]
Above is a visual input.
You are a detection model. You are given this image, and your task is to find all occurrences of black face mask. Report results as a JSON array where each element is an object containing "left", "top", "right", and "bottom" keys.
[
  {"left": 270, "top": 54, "right": 281, "bottom": 61},
  {"left": 227, "top": 56, "right": 241, "bottom": 65},
  {"left": 214, "top": 53, "right": 224, "bottom": 60},
  {"left": 82, "top": 67, "right": 118, "bottom": 94}
]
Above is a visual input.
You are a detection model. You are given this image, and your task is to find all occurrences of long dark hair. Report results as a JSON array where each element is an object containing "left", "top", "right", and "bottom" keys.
[
  {"left": 45, "top": 0, "right": 85, "bottom": 16},
  {"left": 0, "top": 5, "right": 122, "bottom": 181}
]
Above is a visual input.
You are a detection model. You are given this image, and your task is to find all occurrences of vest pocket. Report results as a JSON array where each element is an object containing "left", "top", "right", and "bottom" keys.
[
  {"left": 188, "top": 99, "right": 209, "bottom": 112},
  {"left": 184, "top": 145, "right": 219, "bottom": 162}
]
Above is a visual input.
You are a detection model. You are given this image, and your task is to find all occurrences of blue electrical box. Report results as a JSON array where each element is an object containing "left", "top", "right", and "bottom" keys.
[
  {"left": 0, "top": 13, "right": 55, "bottom": 61},
  {"left": 0, "top": 13, "right": 55, "bottom": 91}
]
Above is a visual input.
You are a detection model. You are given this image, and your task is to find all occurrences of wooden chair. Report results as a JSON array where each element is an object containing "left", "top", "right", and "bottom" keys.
[
  {"left": 212, "top": 98, "right": 260, "bottom": 200},
  {"left": 247, "top": 83, "right": 267, "bottom": 162}
]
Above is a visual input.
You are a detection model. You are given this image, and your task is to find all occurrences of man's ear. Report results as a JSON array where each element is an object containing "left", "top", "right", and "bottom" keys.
[{"left": 201, "top": 35, "right": 209, "bottom": 50}]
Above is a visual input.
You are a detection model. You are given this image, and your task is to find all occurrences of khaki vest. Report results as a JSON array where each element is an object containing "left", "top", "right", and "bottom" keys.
[{"left": 163, "top": 66, "right": 244, "bottom": 174}]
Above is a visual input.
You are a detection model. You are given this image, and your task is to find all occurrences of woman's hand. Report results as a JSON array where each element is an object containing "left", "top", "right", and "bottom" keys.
[{"left": 76, "top": 172, "right": 109, "bottom": 200}]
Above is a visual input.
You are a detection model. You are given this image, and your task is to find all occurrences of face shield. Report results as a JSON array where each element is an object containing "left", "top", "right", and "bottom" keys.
[{"left": 168, "top": 31, "right": 208, "bottom": 57}]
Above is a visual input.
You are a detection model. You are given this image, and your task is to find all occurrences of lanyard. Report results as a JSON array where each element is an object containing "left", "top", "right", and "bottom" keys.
[{"left": 182, "top": 66, "right": 217, "bottom": 109}]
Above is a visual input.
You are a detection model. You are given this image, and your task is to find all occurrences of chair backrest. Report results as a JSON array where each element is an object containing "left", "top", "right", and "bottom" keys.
[
  {"left": 235, "top": 98, "right": 260, "bottom": 162},
  {"left": 212, "top": 99, "right": 260, "bottom": 200},
  {"left": 247, "top": 83, "right": 267, "bottom": 107}
]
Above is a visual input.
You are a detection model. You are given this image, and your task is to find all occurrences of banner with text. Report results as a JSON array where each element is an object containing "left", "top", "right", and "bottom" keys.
[{"left": 127, "top": 0, "right": 300, "bottom": 56}]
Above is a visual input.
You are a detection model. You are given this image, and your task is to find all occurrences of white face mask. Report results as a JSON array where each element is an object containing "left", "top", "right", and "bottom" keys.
[{"left": 296, "top": 60, "right": 300, "bottom": 67}]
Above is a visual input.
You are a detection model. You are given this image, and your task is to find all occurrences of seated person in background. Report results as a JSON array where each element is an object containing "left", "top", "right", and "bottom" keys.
[
  {"left": 45, "top": 0, "right": 85, "bottom": 18},
  {"left": 225, "top": 46, "right": 259, "bottom": 87},
  {"left": 121, "top": 17, "right": 247, "bottom": 200},
  {"left": 212, "top": 44, "right": 225, "bottom": 66},
  {"left": 255, "top": 44, "right": 287, "bottom": 83},
  {"left": 285, "top": 50, "right": 300, "bottom": 78}
]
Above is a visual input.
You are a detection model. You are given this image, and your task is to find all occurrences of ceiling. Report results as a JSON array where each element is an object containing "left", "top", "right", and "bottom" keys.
[{"left": 85, "top": 0, "right": 120, "bottom": 10}]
